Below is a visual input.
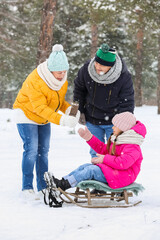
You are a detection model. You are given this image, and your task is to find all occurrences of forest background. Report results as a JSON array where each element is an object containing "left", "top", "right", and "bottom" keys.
[{"left": 0, "top": 0, "right": 160, "bottom": 113}]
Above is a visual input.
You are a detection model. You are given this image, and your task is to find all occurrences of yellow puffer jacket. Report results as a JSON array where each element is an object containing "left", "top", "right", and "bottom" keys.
[{"left": 13, "top": 68, "right": 70, "bottom": 125}]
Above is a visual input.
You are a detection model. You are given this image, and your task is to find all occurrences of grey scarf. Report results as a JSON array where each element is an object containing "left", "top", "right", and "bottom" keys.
[
  {"left": 111, "top": 130, "right": 144, "bottom": 146},
  {"left": 88, "top": 54, "right": 122, "bottom": 84}
]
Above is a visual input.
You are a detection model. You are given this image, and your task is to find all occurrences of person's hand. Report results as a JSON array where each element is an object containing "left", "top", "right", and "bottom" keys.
[
  {"left": 60, "top": 115, "right": 78, "bottom": 128},
  {"left": 91, "top": 154, "right": 104, "bottom": 164},
  {"left": 78, "top": 127, "right": 92, "bottom": 141},
  {"left": 79, "top": 113, "right": 86, "bottom": 125}
]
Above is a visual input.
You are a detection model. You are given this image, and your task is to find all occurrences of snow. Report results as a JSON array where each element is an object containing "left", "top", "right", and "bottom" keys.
[{"left": 0, "top": 106, "right": 160, "bottom": 240}]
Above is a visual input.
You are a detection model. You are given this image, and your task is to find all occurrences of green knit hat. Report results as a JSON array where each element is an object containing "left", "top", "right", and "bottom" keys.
[{"left": 95, "top": 43, "right": 116, "bottom": 66}]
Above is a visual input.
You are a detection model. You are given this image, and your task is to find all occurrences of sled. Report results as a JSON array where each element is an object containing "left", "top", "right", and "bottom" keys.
[{"left": 58, "top": 180, "right": 145, "bottom": 208}]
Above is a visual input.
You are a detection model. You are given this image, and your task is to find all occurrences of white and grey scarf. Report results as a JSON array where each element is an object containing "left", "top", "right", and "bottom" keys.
[
  {"left": 88, "top": 54, "right": 122, "bottom": 84},
  {"left": 111, "top": 130, "right": 144, "bottom": 146},
  {"left": 37, "top": 61, "right": 67, "bottom": 91}
]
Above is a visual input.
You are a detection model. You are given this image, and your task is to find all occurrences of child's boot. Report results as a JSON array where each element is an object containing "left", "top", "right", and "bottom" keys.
[{"left": 52, "top": 176, "right": 71, "bottom": 191}]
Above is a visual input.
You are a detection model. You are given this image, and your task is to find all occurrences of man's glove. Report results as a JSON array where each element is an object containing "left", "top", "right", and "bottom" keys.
[
  {"left": 78, "top": 127, "right": 93, "bottom": 141},
  {"left": 60, "top": 115, "right": 78, "bottom": 128}
]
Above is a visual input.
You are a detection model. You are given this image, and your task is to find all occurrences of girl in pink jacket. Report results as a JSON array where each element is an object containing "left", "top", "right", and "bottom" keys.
[{"left": 48, "top": 112, "right": 146, "bottom": 190}]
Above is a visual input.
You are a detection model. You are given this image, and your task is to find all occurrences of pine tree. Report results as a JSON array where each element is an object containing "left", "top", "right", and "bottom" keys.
[{"left": 0, "top": 0, "right": 43, "bottom": 107}]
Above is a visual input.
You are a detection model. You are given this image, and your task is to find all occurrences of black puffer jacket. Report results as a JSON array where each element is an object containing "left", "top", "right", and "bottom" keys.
[{"left": 73, "top": 59, "right": 134, "bottom": 125}]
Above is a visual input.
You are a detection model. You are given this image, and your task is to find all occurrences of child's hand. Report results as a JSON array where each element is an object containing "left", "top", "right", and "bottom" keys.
[
  {"left": 91, "top": 154, "right": 104, "bottom": 164},
  {"left": 78, "top": 127, "right": 93, "bottom": 141}
]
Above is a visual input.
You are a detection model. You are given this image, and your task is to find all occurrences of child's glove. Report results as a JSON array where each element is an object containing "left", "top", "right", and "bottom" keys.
[
  {"left": 60, "top": 115, "right": 78, "bottom": 128},
  {"left": 78, "top": 127, "right": 93, "bottom": 141},
  {"left": 91, "top": 154, "right": 104, "bottom": 164}
]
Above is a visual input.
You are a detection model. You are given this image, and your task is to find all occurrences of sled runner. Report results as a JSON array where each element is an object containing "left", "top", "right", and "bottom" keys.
[
  {"left": 58, "top": 180, "right": 145, "bottom": 208},
  {"left": 43, "top": 172, "right": 63, "bottom": 207},
  {"left": 44, "top": 172, "right": 144, "bottom": 208}
]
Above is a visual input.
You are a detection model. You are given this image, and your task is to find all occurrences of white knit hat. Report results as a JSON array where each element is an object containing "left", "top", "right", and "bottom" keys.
[{"left": 112, "top": 112, "right": 136, "bottom": 132}]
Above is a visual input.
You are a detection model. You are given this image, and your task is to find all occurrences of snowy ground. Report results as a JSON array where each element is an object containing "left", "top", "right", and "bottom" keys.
[{"left": 0, "top": 106, "right": 160, "bottom": 240}]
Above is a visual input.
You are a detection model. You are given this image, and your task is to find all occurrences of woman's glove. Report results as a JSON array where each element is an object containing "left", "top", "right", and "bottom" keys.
[
  {"left": 65, "top": 106, "right": 80, "bottom": 122},
  {"left": 65, "top": 106, "right": 72, "bottom": 115},
  {"left": 60, "top": 115, "right": 78, "bottom": 128},
  {"left": 78, "top": 127, "right": 93, "bottom": 141}
]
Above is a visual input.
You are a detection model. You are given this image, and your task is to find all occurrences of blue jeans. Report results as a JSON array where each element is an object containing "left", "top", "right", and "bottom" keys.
[
  {"left": 17, "top": 123, "right": 51, "bottom": 191},
  {"left": 63, "top": 163, "right": 107, "bottom": 187},
  {"left": 86, "top": 122, "right": 113, "bottom": 158}
]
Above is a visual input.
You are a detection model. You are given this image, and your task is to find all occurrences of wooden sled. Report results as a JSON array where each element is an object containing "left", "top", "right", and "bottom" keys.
[{"left": 58, "top": 180, "right": 145, "bottom": 208}]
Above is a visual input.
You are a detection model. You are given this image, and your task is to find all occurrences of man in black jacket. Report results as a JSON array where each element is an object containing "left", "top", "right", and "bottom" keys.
[{"left": 74, "top": 43, "right": 134, "bottom": 158}]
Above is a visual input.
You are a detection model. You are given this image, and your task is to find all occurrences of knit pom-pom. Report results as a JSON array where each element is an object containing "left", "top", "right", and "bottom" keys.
[
  {"left": 52, "top": 44, "right": 63, "bottom": 52},
  {"left": 100, "top": 43, "right": 110, "bottom": 53}
]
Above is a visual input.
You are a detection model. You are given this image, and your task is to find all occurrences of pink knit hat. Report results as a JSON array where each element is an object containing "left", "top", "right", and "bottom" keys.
[{"left": 112, "top": 112, "right": 136, "bottom": 132}]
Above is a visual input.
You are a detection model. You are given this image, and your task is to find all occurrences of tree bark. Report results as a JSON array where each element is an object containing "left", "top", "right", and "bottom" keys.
[
  {"left": 91, "top": 23, "right": 98, "bottom": 58},
  {"left": 157, "top": 32, "right": 160, "bottom": 114},
  {"left": 36, "top": 0, "right": 57, "bottom": 66},
  {"left": 135, "top": 10, "right": 144, "bottom": 107}
]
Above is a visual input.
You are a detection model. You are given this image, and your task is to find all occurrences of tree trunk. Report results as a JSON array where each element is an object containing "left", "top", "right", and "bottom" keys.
[
  {"left": 91, "top": 23, "right": 98, "bottom": 58},
  {"left": 135, "top": 10, "right": 143, "bottom": 107},
  {"left": 36, "top": 0, "right": 57, "bottom": 66},
  {"left": 157, "top": 32, "right": 160, "bottom": 114}
]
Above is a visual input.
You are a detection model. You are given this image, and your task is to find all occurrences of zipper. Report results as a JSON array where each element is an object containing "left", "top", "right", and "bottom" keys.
[
  {"left": 42, "top": 120, "right": 48, "bottom": 124},
  {"left": 92, "top": 82, "right": 97, "bottom": 117},
  {"left": 55, "top": 91, "right": 60, "bottom": 112},
  {"left": 107, "top": 89, "right": 112, "bottom": 104}
]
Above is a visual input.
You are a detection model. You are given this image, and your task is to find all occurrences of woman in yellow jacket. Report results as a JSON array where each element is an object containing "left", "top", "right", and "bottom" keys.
[{"left": 13, "top": 44, "right": 79, "bottom": 199}]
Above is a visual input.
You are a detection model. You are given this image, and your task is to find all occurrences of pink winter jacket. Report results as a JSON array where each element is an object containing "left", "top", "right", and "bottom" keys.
[{"left": 87, "top": 121, "right": 147, "bottom": 189}]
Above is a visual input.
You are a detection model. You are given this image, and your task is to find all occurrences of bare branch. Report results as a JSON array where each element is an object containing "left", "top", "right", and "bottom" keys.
[
  {"left": 0, "top": 11, "right": 39, "bottom": 25},
  {"left": 1, "top": 0, "right": 26, "bottom": 5},
  {"left": 0, "top": 42, "right": 17, "bottom": 54},
  {"left": 0, "top": 42, "right": 30, "bottom": 60}
]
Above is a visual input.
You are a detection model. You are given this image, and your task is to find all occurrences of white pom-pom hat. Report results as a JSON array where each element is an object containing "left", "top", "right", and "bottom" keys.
[
  {"left": 47, "top": 44, "right": 69, "bottom": 71},
  {"left": 112, "top": 112, "right": 136, "bottom": 132}
]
